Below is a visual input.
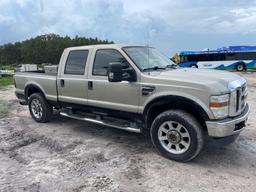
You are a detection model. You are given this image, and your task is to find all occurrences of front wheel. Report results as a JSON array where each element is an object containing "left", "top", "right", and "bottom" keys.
[
  {"left": 28, "top": 93, "right": 53, "bottom": 123},
  {"left": 190, "top": 64, "right": 198, "bottom": 68},
  {"left": 150, "top": 110, "right": 204, "bottom": 162}
]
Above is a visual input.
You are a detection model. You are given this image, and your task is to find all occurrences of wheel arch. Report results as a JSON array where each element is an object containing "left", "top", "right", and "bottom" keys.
[
  {"left": 24, "top": 83, "right": 46, "bottom": 101},
  {"left": 235, "top": 61, "right": 246, "bottom": 71},
  {"left": 189, "top": 63, "right": 198, "bottom": 68},
  {"left": 143, "top": 95, "right": 210, "bottom": 131}
]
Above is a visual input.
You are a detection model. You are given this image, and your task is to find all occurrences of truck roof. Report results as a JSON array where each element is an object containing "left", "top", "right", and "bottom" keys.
[{"left": 66, "top": 44, "right": 147, "bottom": 51}]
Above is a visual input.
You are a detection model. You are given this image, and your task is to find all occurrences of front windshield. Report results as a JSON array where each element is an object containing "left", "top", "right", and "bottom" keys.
[{"left": 123, "top": 46, "right": 177, "bottom": 71}]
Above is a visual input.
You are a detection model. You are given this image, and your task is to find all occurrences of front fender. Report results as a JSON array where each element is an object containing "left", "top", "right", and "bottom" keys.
[{"left": 140, "top": 91, "right": 214, "bottom": 119}]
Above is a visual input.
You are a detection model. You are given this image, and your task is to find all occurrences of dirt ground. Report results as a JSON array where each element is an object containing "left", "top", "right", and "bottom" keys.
[{"left": 0, "top": 72, "right": 255, "bottom": 192}]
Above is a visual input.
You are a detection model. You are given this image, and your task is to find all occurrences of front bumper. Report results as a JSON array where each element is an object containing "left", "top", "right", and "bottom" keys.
[{"left": 206, "top": 104, "right": 249, "bottom": 137}]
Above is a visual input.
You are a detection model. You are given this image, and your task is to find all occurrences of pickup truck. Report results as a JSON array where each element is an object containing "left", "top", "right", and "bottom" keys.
[{"left": 14, "top": 44, "right": 249, "bottom": 162}]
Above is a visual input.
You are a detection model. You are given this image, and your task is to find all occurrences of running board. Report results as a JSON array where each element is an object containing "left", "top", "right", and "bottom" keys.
[{"left": 60, "top": 112, "right": 141, "bottom": 133}]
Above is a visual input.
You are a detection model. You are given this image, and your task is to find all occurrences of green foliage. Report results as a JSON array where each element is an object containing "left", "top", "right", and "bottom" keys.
[
  {"left": 0, "top": 76, "right": 13, "bottom": 88},
  {"left": 0, "top": 34, "right": 113, "bottom": 65},
  {"left": 0, "top": 64, "right": 15, "bottom": 70}
]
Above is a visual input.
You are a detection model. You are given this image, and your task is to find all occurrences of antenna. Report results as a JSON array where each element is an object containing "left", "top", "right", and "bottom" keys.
[
  {"left": 147, "top": 42, "right": 150, "bottom": 70},
  {"left": 147, "top": 22, "right": 150, "bottom": 69}
]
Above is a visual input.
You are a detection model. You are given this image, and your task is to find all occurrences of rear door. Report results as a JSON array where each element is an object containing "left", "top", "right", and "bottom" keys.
[{"left": 57, "top": 49, "right": 90, "bottom": 105}]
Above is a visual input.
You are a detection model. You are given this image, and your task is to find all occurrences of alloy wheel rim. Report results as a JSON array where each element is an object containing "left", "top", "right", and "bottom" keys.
[
  {"left": 31, "top": 99, "right": 43, "bottom": 119},
  {"left": 158, "top": 121, "right": 191, "bottom": 154}
]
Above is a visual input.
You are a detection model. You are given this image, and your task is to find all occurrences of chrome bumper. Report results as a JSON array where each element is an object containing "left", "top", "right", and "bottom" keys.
[{"left": 206, "top": 104, "right": 249, "bottom": 137}]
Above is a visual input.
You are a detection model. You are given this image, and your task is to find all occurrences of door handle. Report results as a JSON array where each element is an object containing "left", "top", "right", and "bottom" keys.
[
  {"left": 88, "top": 81, "right": 93, "bottom": 90},
  {"left": 60, "top": 79, "right": 65, "bottom": 87}
]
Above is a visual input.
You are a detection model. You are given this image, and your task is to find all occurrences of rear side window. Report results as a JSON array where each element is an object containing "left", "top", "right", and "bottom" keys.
[
  {"left": 93, "top": 49, "right": 126, "bottom": 76},
  {"left": 65, "top": 50, "right": 89, "bottom": 75}
]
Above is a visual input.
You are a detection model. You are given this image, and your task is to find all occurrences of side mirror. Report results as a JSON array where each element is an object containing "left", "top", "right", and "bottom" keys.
[
  {"left": 108, "top": 62, "right": 123, "bottom": 82},
  {"left": 122, "top": 68, "right": 137, "bottom": 82},
  {"left": 108, "top": 62, "right": 137, "bottom": 82}
]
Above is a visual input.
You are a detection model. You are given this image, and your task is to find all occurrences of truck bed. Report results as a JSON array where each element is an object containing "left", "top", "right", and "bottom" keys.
[{"left": 14, "top": 71, "right": 58, "bottom": 102}]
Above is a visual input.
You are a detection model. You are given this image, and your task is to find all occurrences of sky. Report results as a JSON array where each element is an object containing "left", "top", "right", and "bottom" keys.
[{"left": 0, "top": 0, "right": 256, "bottom": 55}]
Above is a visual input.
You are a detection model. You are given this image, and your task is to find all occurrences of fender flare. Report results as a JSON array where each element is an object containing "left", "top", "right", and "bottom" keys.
[
  {"left": 24, "top": 83, "right": 46, "bottom": 101},
  {"left": 142, "top": 95, "right": 212, "bottom": 129}
]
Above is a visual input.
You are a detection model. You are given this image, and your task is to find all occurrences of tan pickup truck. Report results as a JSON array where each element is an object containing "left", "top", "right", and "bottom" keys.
[{"left": 14, "top": 44, "right": 249, "bottom": 162}]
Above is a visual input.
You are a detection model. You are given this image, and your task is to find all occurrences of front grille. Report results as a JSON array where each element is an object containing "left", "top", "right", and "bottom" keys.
[
  {"left": 236, "top": 88, "right": 240, "bottom": 111},
  {"left": 230, "top": 83, "right": 247, "bottom": 116},
  {"left": 238, "top": 83, "right": 247, "bottom": 112}
]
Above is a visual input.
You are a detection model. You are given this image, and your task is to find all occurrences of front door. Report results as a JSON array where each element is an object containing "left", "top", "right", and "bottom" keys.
[{"left": 87, "top": 49, "right": 140, "bottom": 113}]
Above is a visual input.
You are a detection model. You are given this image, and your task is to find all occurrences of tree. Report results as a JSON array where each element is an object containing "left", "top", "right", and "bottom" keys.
[{"left": 0, "top": 34, "right": 114, "bottom": 66}]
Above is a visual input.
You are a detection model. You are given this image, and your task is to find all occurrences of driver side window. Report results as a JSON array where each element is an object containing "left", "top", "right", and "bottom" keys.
[{"left": 93, "top": 49, "right": 129, "bottom": 76}]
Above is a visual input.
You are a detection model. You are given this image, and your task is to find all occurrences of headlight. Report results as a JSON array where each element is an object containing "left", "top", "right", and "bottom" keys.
[{"left": 210, "top": 94, "right": 229, "bottom": 119}]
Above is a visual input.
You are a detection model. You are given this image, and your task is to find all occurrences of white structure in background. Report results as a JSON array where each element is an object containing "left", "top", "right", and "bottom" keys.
[
  {"left": 0, "top": 70, "right": 15, "bottom": 77},
  {"left": 16, "top": 64, "right": 38, "bottom": 72},
  {"left": 0, "top": 64, "right": 38, "bottom": 77},
  {"left": 44, "top": 65, "right": 58, "bottom": 74}
]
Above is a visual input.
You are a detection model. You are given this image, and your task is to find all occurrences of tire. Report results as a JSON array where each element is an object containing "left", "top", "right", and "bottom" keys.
[
  {"left": 28, "top": 93, "right": 53, "bottom": 123},
  {"left": 236, "top": 63, "right": 246, "bottom": 71},
  {"left": 150, "top": 110, "right": 204, "bottom": 162},
  {"left": 190, "top": 64, "right": 198, "bottom": 68}
]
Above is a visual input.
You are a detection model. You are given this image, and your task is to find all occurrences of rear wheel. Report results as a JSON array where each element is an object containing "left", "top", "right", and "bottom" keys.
[
  {"left": 28, "top": 93, "right": 53, "bottom": 122},
  {"left": 150, "top": 110, "right": 204, "bottom": 162},
  {"left": 236, "top": 63, "right": 246, "bottom": 71}
]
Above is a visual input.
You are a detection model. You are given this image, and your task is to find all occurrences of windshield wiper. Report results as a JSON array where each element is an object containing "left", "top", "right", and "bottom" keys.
[
  {"left": 166, "top": 64, "right": 178, "bottom": 69},
  {"left": 143, "top": 66, "right": 166, "bottom": 71}
]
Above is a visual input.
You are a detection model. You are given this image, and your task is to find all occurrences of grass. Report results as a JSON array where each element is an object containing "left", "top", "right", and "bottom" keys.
[{"left": 0, "top": 76, "right": 13, "bottom": 88}]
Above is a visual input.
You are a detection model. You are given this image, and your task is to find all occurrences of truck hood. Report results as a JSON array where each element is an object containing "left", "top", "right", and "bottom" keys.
[
  {"left": 159, "top": 68, "right": 240, "bottom": 83},
  {"left": 145, "top": 68, "right": 244, "bottom": 94}
]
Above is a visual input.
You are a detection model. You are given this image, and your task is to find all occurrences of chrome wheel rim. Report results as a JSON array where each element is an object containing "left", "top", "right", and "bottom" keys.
[
  {"left": 31, "top": 99, "right": 43, "bottom": 119},
  {"left": 158, "top": 121, "right": 191, "bottom": 154}
]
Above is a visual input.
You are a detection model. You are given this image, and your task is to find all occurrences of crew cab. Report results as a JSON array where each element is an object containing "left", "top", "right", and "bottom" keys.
[{"left": 14, "top": 44, "right": 249, "bottom": 162}]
